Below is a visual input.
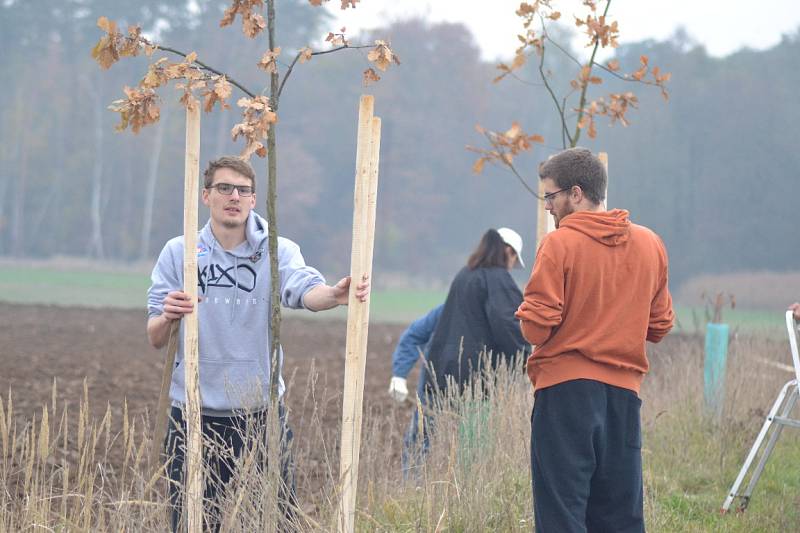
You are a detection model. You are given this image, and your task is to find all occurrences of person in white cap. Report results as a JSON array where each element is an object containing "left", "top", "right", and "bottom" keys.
[{"left": 401, "top": 228, "right": 530, "bottom": 475}]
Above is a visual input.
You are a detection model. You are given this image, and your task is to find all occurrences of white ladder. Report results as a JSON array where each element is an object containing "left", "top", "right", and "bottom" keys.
[{"left": 721, "top": 310, "right": 800, "bottom": 512}]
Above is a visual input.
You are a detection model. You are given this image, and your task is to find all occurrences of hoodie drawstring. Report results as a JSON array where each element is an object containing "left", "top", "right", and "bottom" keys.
[{"left": 231, "top": 255, "right": 239, "bottom": 324}]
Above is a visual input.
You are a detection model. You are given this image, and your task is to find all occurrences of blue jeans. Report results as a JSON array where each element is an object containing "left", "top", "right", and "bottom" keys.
[{"left": 402, "top": 367, "right": 435, "bottom": 478}]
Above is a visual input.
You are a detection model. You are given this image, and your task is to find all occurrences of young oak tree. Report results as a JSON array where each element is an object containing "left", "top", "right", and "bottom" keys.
[
  {"left": 91, "top": 0, "right": 399, "bottom": 399},
  {"left": 469, "top": 0, "right": 670, "bottom": 197}
]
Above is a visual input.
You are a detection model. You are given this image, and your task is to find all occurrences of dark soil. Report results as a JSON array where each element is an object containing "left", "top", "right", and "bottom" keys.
[{"left": 0, "top": 303, "right": 418, "bottom": 508}]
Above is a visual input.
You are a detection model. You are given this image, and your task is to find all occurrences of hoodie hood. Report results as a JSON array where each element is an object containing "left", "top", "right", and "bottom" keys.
[
  {"left": 559, "top": 208, "right": 630, "bottom": 246},
  {"left": 198, "top": 211, "right": 268, "bottom": 260}
]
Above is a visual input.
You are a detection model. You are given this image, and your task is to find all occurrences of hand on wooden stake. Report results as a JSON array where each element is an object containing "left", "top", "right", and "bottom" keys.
[
  {"left": 333, "top": 273, "right": 370, "bottom": 305},
  {"left": 162, "top": 290, "right": 196, "bottom": 320}
]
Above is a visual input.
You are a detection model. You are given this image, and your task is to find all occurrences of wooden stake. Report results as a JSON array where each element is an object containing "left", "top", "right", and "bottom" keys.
[
  {"left": 535, "top": 180, "right": 549, "bottom": 252},
  {"left": 598, "top": 152, "right": 609, "bottom": 207},
  {"left": 150, "top": 320, "right": 179, "bottom": 469},
  {"left": 338, "top": 96, "right": 381, "bottom": 533},
  {"left": 182, "top": 104, "right": 203, "bottom": 533}
]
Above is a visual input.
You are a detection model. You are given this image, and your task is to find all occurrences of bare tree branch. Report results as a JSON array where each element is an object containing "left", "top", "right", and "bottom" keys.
[
  {"left": 275, "top": 51, "right": 302, "bottom": 108},
  {"left": 541, "top": 31, "right": 583, "bottom": 69},
  {"left": 537, "top": 41, "right": 573, "bottom": 148},
  {"left": 311, "top": 44, "right": 373, "bottom": 56},
  {"left": 507, "top": 71, "right": 547, "bottom": 87},
  {"left": 479, "top": 131, "right": 542, "bottom": 199},
  {"left": 594, "top": 62, "right": 664, "bottom": 87},
  {"left": 571, "top": 0, "right": 612, "bottom": 146},
  {"left": 150, "top": 44, "right": 256, "bottom": 98},
  {"left": 275, "top": 44, "right": 375, "bottom": 108}
]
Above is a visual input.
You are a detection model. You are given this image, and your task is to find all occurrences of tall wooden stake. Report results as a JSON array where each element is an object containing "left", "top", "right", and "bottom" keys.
[
  {"left": 338, "top": 95, "right": 381, "bottom": 533},
  {"left": 598, "top": 152, "right": 609, "bottom": 207},
  {"left": 182, "top": 104, "right": 203, "bottom": 533},
  {"left": 535, "top": 180, "right": 552, "bottom": 252},
  {"left": 151, "top": 321, "right": 179, "bottom": 469}
]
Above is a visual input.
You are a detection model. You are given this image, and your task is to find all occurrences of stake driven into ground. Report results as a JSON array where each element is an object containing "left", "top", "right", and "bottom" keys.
[
  {"left": 181, "top": 105, "right": 203, "bottom": 533},
  {"left": 338, "top": 95, "right": 382, "bottom": 533}
]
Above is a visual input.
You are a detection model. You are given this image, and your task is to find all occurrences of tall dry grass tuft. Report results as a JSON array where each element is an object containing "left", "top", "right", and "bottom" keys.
[
  {"left": 0, "top": 379, "right": 169, "bottom": 531},
  {"left": 0, "top": 376, "right": 320, "bottom": 531},
  {"left": 340, "top": 356, "right": 536, "bottom": 532},
  {"left": 2, "top": 331, "right": 798, "bottom": 531}
]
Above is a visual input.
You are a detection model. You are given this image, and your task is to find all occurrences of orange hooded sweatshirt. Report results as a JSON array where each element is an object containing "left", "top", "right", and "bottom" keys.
[{"left": 515, "top": 209, "right": 674, "bottom": 394}]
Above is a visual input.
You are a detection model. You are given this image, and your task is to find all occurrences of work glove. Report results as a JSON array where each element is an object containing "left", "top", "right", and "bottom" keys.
[{"left": 388, "top": 376, "right": 409, "bottom": 403}]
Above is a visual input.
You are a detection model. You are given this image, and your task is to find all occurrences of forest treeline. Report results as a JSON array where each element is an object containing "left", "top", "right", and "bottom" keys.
[{"left": 1, "top": 0, "right": 798, "bottom": 288}]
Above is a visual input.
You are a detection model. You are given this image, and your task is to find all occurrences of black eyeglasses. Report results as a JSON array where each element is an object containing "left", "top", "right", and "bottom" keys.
[
  {"left": 207, "top": 183, "right": 254, "bottom": 197},
  {"left": 542, "top": 187, "right": 571, "bottom": 204}
]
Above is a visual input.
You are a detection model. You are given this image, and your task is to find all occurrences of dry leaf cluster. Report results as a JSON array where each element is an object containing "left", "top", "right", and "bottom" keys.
[
  {"left": 363, "top": 39, "right": 401, "bottom": 86},
  {"left": 308, "top": 0, "right": 360, "bottom": 9},
  {"left": 92, "top": 17, "right": 269, "bottom": 157},
  {"left": 325, "top": 28, "right": 349, "bottom": 47},
  {"left": 108, "top": 86, "right": 160, "bottom": 134},
  {"left": 575, "top": 13, "right": 619, "bottom": 48},
  {"left": 220, "top": 0, "right": 266, "bottom": 38},
  {"left": 93, "top": 1, "right": 397, "bottom": 159},
  {"left": 232, "top": 96, "right": 278, "bottom": 160},
  {"left": 475, "top": 0, "right": 672, "bottom": 177},
  {"left": 468, "top": 123, "right": 544, "bottom": 174},
  {"left": 258, "top": 47, "right": 281, "bottom": 74},
  {"left": 90, "top": 17, "right": 154, "bottom": 70}
]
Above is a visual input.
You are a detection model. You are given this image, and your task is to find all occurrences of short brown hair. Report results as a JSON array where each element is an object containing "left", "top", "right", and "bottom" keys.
[
  {"left": 467, "top": 229, "right": 510, "bottom": 270},
  {"left": 203, "top": 156, "right": 256, "bottom": 191},
  {"left": 538, "top": 147, "right": 606, "bottom": 204}
]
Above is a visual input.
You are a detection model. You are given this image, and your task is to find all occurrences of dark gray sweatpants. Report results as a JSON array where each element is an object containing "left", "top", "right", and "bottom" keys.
[{"left": 531, "top": 379, "right": 644, "bottom": 533}]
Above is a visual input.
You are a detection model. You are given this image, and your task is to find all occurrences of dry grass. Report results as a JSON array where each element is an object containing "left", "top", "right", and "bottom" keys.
[{"left": 2, "top": 332, "right": 799, "bottom": 531}]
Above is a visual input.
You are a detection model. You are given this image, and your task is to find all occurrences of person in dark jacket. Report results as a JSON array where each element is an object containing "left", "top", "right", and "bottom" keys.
[
  {"left": 385, "top": 304, "right": 443, "bottom": 475},
  {"left": 425, "top": 227, "right": 530, "bottom": 394},
  {"left": 401, "top": 228, "right": 530, "bottom": 477},
  {"left": 388, "top": 304, "right": 444, "bottom": 404}
]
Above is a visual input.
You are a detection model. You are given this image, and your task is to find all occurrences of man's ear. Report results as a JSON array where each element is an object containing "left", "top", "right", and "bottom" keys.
[
  {"left": 571, "top": 185, "right": 584, "bottom": 204},
  {"left": 201, "top": 188, "right": 210, "bottom": 207}
]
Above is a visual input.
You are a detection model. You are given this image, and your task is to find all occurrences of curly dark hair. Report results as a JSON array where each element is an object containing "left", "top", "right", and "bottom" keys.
[{"left": 538, "top": 147, "right": 606, "bottom": 204}]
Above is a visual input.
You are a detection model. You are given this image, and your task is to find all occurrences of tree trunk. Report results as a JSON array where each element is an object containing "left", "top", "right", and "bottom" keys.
[
  {"left": 9, "top": 86, "right": 29, "bottom": 256},
  {"left": 266, "top": 0, "right": 282, "bottom": 402},
  {"left": 2, "top": 87, "right": 22, "bottom": 255},
  {"left": 30, "top": 108, "right": 66, "bottom": 243},
  {"left": 140, "top": 105, "right": 170, "bottom": 261},
  {"left": 86, "top": 78, "right": 105, "bottom": 259}
]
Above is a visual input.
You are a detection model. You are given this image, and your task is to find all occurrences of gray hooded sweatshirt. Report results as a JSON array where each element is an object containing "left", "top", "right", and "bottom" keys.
[{"left": 147, "top": 211, "right": 325, "bottom": 415}]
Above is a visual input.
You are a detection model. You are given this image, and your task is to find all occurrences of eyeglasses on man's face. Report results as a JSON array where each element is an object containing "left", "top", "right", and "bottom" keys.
[
  {"left": 543, "top": 187, "right": 571, "bottom": 204},
  {"left": 207, "top": 183, "right": 254, "bottom": 197}
]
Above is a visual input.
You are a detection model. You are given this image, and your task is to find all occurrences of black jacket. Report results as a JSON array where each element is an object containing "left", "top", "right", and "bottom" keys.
[{"left": 425, "top": 266, "right": 529, "bottom": 392}]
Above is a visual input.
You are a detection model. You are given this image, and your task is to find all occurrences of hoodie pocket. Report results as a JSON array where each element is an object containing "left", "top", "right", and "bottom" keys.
[{"left": 197, "top": 358, "right": 269, "bottom": 410}]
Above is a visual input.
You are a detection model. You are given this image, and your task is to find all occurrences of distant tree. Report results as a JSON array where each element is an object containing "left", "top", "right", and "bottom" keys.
[
  {"left": 469, "top": 0, "right": 670, "bottom": 196},
  {"left": 90, "top": 0, "right": 399, "bottom": 398}
]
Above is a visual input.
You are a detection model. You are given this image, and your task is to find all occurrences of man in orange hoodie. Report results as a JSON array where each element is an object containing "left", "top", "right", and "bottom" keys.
[{"left": 516, "top": 147, "right": 674, "bottom": 532}]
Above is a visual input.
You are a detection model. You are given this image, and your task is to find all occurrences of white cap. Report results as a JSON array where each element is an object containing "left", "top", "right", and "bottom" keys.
[{"left": 497, "top": 227, "right": 525, "bottom": 268}]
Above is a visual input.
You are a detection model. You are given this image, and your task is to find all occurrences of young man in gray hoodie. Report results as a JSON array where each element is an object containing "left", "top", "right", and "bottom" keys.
[{"left": 147, "top": 156, "right": 369, "bottom": 531}]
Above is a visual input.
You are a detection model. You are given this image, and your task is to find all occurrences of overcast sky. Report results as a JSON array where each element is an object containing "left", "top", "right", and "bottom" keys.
[{"left": 324, "top": 0, "right": 800, "bottom": 60}]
